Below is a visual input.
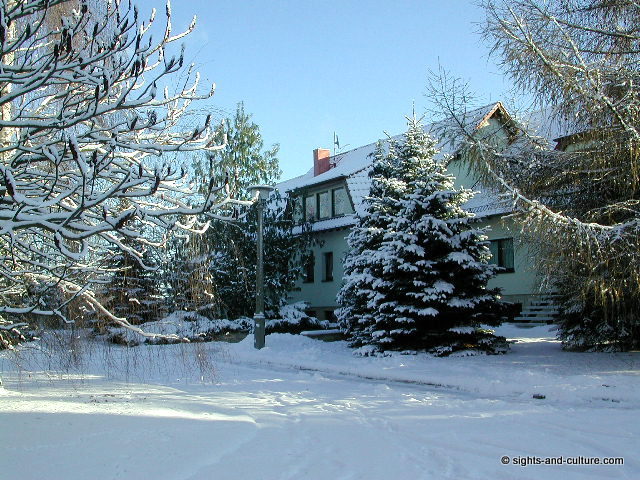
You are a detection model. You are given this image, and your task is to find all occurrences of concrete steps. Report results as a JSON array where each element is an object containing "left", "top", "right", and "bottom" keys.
[{"left": 512, "top": 295, "right": 560, "bottom": 324}]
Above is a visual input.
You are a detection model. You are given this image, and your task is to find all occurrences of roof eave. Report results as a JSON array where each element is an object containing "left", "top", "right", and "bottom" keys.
[{"left": 286, "top": 174, "right": 349, "bottom": 193}]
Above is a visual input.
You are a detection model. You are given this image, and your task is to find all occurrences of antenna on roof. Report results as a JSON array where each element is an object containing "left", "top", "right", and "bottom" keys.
[
  {"left": 333, "top": 131, "right": 350, "bottom": 157},
  {"left": 331, "top": 131, "right": 349, "bottom": 168}
]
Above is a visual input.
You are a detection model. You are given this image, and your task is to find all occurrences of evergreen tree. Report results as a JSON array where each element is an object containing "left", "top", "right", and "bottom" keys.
[
  {"left": 166, "top": 100, "right": 310, "bottom": 320},
  {"left": 207, "top": 193, "right": 310, "bottom": 319},
  {"left": 103, "top": 241, "right": 164, "bottom": 327},
  {"left": 338, "top": 117, "right": 506, "bottom": 355},
  {"left": 205, "top": 102, "right": 281, "bottom": 200},
  {"left": 378, "top": 118, "right": 506, "bottom": 354},
  {"left": 161, "top": 235, "right": 215, "bottom": 317},
  {"left": 336, "top": 141, "right": 415, "bottom": 349},
  {"left": 164, "top": 193, "right": 311, "bottom": 319}
]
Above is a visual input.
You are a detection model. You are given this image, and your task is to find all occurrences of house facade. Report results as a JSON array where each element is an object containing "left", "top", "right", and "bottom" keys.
[{"left": 277, "top": 104, "right": 550, "bottom": 321}]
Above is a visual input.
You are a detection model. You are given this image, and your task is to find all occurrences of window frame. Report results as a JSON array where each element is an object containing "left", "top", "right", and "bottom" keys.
[
  {"left": 318, "top": 191, "right": 331, "bottom": 219},
  {"left": 295, "top": 184, "right": 354, "bottom": 224},
  {"left": 291, "top": 195, "right": 304, "bottom": 223},
  {"left": 304, "top": 193, "right": 316, "bottom": 222},
  {"left": 488, "top": 237, "right": 515, "bottom": 273},
  {"left": 331, "top": 186, "right": 351, "bottom": 217},
  {"left": 322, "top": 251, "right": 334, "bottom": 282}
]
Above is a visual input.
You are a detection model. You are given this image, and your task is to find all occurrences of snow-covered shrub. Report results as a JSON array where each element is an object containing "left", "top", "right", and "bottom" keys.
[
  {"left": 103, "top": 312, "right": 253, "bottom": 346},
  {"left": 266, "top": 302, "right": 329, "bottom": 334},
  {"left": 558, "top": 307, "right": 633, "bottom": 352}
]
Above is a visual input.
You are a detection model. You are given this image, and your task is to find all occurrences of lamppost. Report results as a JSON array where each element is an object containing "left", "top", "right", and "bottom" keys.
[{"left": 247, "top": 185, "right": 274, "bottom": 349}]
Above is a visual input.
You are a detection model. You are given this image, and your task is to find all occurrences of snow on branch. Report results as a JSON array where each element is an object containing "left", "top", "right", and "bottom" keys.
[
  {"left": 0, "top": 0, "right": 244, "bottom": 340},
  {"left": 429, "top": 1, "right": 640, "bottom": 349}
]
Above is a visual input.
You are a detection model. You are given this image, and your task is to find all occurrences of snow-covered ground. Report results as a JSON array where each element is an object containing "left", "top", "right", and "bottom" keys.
[{"left": 1, "top": 324, "right": 638, "bottom": 480}]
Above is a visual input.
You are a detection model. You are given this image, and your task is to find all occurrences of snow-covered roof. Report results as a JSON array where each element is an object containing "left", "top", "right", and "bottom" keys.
[
  {"left": 345, "top": 167, "right": 373, "bottom": 217},
  {"left": 277, "top": 103, "right": 521, "bottom": 231},
  {"left": 278, "top": 103, "right": 506, "bottom": 192},
  {"left": 275, "top": 142, "right": 374, "bottom": 194},
  {"left": 464, "top": 189, "right": 513, "bottom": 217},
  {"left": 503, "top": 105, "right": 573, "bottom": 148}
]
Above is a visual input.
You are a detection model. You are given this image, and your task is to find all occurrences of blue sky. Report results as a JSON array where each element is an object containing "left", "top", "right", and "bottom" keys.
[{"left": 136, "top": 0, "right": 514, "bottom": 180}]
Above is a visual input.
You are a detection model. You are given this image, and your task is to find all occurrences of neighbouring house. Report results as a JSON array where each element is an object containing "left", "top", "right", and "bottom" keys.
[{"left": 277, "top": 103, "right": 554, "bottom": 322}]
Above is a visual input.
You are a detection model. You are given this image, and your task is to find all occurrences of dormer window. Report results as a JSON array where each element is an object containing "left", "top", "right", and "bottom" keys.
[
  {"left": 296, "top": 183, "right": 354, "bottom": 223},
  {"left": 332, "top": 187, "right": 350, "bottom": 216},
  {"left": 305, "top": 193, "right": 316, "bottom": 221},
  {"left": 318, "top": 191, "right": 331, "bottom": 219}
]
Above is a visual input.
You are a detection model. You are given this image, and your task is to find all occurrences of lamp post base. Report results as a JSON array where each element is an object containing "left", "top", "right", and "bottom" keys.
[{"left": 253, "top": 313, "right": 266, "bottom": 349}]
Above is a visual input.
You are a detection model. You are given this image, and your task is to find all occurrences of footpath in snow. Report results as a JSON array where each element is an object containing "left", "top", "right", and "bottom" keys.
[
  {"left": 0, "top": 324, "right": 638, "bottom": 480},
  {"left": 226, "top": 324, "right": 640, "bottom": 408}
]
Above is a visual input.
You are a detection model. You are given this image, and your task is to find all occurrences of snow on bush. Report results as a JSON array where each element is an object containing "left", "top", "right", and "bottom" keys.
[
  {"left": 266, "top": 302, "right": 329, "bottom": 334},
  {"left": 104, "top": 311, "right": 252, "bottom": 346},
  {"left": 102, "top": 303, "right": 333, "bottom": 345}
]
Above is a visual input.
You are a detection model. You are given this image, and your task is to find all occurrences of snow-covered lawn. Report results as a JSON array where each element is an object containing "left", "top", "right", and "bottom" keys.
[{"left": 1, "top": 325, "right": 638, "bottom": 480}]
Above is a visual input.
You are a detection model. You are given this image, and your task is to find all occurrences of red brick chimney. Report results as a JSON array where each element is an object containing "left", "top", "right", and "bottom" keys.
[{"left": 313, "top": 148, "right": 331, "bottom": 176}]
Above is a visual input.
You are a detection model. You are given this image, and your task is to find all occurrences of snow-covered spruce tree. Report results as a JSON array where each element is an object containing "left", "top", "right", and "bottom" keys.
[
  {"left": 376, "top": 117, "right": 506, "bottom": 355},
  {"left": 336, "top": 140, "right": 415, "bottom": 351},
  {"left": 429, "top": 0, "right": 640, "bottom": 351},
  {"left": 0, "top": 0, "right": 245, "bottom": 348},
  {"left": 338, "top": 118, "right": 506, "bottom": 355}
]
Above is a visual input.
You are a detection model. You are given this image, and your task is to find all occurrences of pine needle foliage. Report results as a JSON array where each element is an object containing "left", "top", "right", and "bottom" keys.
[
  {"left": 338, "top": 117, "right": 507, "bottom": 356},
  {"left": 168, "top": 104, "right": 308, "bottom": 320}
]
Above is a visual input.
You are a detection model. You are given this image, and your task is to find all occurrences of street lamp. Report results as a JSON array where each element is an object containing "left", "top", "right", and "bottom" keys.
[{"left": 247, "top": 184, "right": 275, "bottom": 349}]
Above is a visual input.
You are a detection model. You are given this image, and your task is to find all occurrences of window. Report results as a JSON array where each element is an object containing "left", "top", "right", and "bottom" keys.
[
  {"left": 318, "top": 191, "right": 331, "bottom": 219},
  {"left": 332, "top": 187, "right": 351, "bottom": 216},
  {"left": 297, "top": 185, "right": 353, "bottom": 224},
  {"left": 292, "top": 196, "right": 304, "bottom": 223},
  {"left": 489, "top": 238, "right": 514, "bottom": 272},
  {"left": 323, "top": 252, "right": 334, "bottom": 282},
  {"left": 303, "top": 252, "right": 315, "bottom": 283},
  {"left": 305, "top": 194, "right": 316, "bottom": 221}
]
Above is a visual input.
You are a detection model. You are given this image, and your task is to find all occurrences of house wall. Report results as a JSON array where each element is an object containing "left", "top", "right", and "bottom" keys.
[
  {"left": 284, "top": 113, "right": 548, "bottom": 318},
  {"left": 448, "top": 156, "right": 545, "bottom": 308},
  {"left": 448, "top": 159, "right": 478, "bottom": 190},
  {"left": 481, "top": 215, "right": 543, "bottom": 308},
  {"left": 288, "top": 216, "right": 543, "bottom": 318},
  {"left": 287, "top": 227, "right": 350, "bottom": 320},
  {"left": 446, "top": 114, "right": 514, "bottom": 186}
]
